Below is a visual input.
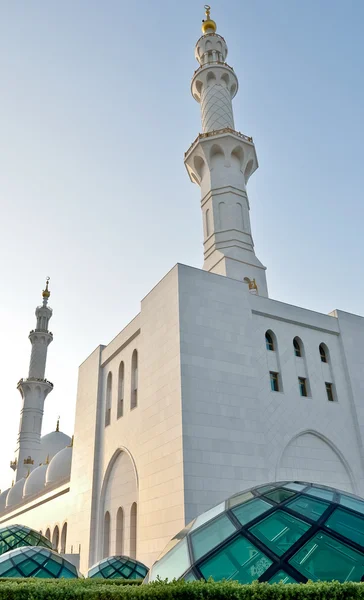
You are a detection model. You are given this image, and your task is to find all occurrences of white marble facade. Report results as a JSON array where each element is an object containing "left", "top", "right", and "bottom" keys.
[{"left": 1, "top": 6, "right": 364, "bottom": 579}]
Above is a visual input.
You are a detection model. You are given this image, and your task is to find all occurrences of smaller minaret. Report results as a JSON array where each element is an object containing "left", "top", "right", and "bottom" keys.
[{"left": 12, "top": 279, "right": 54, "bottom": 481}]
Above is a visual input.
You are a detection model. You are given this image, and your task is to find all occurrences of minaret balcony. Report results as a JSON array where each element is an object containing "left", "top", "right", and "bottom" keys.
[
  {"left": 10, "top": 459, "right": 17, "bottom": 471},
  {"left": 17, "top": 377, "right": 54, "bottom": 389}
]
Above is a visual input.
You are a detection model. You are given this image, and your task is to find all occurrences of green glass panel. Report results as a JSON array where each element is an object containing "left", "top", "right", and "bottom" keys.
[
  {"left": 60, "top": 566, "right": 77, "bottom": 578},
  {"left": 3, "top": 567, "right": 21, "bottom": 577},
  {"left": 0, "top": 561, "right": 13, "bottom": 576},
  {"left": 340, "top": 494, "right": 364, "bottom": 515},
  {"left": 190, "top": 502, "right": 225, "bottom": 531},
  {"left": 150, "top": 537, "right": 190, "bottom": 581},
  {"left": 191, "top": 514, "right": 236, "bottom": 560},
  {"left": 287, "top": 496, "right": 329, "bottom": 521},
  {"left": 123, "top": 566, "right": 132, "bottom": 577},
  {"left": 326, "top": 508, "right": 364, "bottom": 547},
  {"left": 249, "top": 510, "right": 310, "bottom": 556},
  {"left": 264, "top": 489, "right": 295, "bottom": 504},
  {"left": 20, "top": 558, "right": 38, "bottom": 576},
  {"left": 269, "top": 570, "right": 297, "bottom": 584},
  {"left": 184, "top": 571, "right": 197, "bottom": 581},
  {"left": 232, "top": 498, "right": 272, "bottom": 526},
  {"left": 305, "top": 487, "right": 334, "bottom": 501},
  {"left": 257, "top": 485, "right": 277, "bottom": 494},
  {"left": 284, "top": 483, "right": 307, "bottom": 492},
  {"left": 101, "top": 564, "right": 115, "bottom": 577},
  {"left": 199, "top": 535, "right": 272, "bottom": 583},
  {"left": 228, "top": 491, "right": 254, "bottom": 509},
  {"left": 290, "top": 532, "right": 364, "bottom": 582}
]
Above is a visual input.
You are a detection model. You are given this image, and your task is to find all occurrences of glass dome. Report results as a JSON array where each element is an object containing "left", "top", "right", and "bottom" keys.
[
  {"left": 0, "top": 546, "right": 81, "bottom": 578},
  {"left": 147, "top": 481, "right": 364, "bottom": 584},
  {"left": 0, "top": 524, "right": 52, "bottom": 556},
  {"left": 89, "top": 555, "right": 148, "bottom": 579}
]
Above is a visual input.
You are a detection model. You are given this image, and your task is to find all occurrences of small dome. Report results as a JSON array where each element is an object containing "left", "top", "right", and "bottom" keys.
[
  {"left": 0, "top": 524, "right": 52, "bottom": 555},
  {"left": 6, "top": 479, "right": 25, "bottom": 508},
  {"left": 88, "top": 555, "right": 148, "bottom": 579},
  {"left": 23, "top": 464, "right": 47, "bottom": 498},
  {"left": 0, "top": 546, "right": 81, "bottom": 578},
  {"left": 0, "top": 489, "right": 10, "bottom": 512},
  {"left": 45, "top": 446, "right": 72, "bottom": 487},
  {"left": 148, "top": 481, "right": 364, "bottom": 584},
  {"left": 40, "top": 430, "right": 71, "bottom": 463}
]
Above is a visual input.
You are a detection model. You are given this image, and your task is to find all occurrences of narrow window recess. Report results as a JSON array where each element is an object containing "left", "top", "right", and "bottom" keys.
[
  {"left": 320, "top": 344, "right": 328, "bottom": 363},
  {"left": 266, "top": 332, "right": 275, "bottom": 351},
  {"left": 270, "top": 371, "right": 280, "bottom": 392},
  {"left": 325, "top": 382, "right": 335, "bottom": 402},
  {"left": 293, "top": 339, "right": 302, "bottom": 357},
  {"left": 298, "top": 377, "right": 308, "bottom": 397}
]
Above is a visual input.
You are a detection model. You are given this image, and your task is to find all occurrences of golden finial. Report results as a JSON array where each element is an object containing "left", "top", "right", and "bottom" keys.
[
  {"left": 67, "top": 435, "right": 74, "bottom": 448},
  {"left": 45, "top": 454, "right": 50, "bottom": 465},
  {"left": 202, "top": 4, "right": 216, "bottom": 34},
  {"left": 42, "top": 276, "right": 51, "bottom": 299},
  {"left": 56, "top": 416, "right": 60, "bottom": 432}
]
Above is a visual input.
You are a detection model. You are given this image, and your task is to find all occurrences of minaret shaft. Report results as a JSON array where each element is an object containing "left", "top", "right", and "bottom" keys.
[
  {"left": 185, "top": 8, "right": 268, "bottom": 296},
  {"left": 13, "top": 280, "right": 54, "bottom": 481}
]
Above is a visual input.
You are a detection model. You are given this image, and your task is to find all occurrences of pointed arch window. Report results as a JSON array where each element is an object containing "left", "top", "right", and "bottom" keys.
[
  {"left": 105, "top": 372, "right": 112, "bottom": 427},
  {"left": 103, "top": 512, "right": 110, "bottom": 559},
  {"left": 60, "top": 523, "right": 67, "bottom": 554},
  {"left": 130, "top": 503, "right": 137, "bottom": 559},
  {"left": 265, "top": 331, "right": 275, "bottom": 351},
  {"left": 320, "top": 344, "right": 328, "bottom": 363},
  {"left": 116, "top": 507, "right": 124, "bottom": 554},
  {"left": 293, "top": 338, "right": 302, "bottom": 357},
  {"left": 131, "top": 350, "right": 138, "bottom": 410},
  {"left": 52, "top": 526, "right": 59, "bottom": 552},
  {"left": 117, "top": 362, "right": 124, "bottom": 419}
]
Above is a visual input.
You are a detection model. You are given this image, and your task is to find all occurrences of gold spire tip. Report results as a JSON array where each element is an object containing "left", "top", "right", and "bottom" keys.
[
  {"left": 42, "top": 276, "right": 51, "bottom": 299},
  {"left": 202, "top": 4, "right": 216, "bottom": 34},
  {"left": 56, "top": 416, "right": 60, "bottom": 432}
]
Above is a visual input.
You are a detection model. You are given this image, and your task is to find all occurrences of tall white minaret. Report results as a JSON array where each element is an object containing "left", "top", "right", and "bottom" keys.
[
  {"left": 12, "top": 278, "right": 54, "bottom": 481},
  {"left": 184, "top": 6, "right": 268, "bottom": 296}
]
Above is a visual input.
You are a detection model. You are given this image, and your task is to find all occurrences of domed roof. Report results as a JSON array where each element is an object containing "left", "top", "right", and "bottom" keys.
[
  {"left": 45, "top": 446, "right": 72, "bottom": 487},
  {"left": 0, "top": 524, "right": 52, "bottom": 555},
  {"left": 6, "top": 479, "right": 25, "bottom": 508},
  {"left": 0, "top": 489, "right": 10, "bottom": 512},
  {"left": 23, "top": 464, "right": 47, "bottom": 498},
  {"left": 88, "top": 555, "right": 148, "bottom": 579},
  {"left": 40, "top": 430, "right": 71, "bottom": 463},
  {"left": 147, "top": 481, "right": 364, "bottom": 584},
  {"left": 0, "top": 546, "right": 81, "bottom": 578}
]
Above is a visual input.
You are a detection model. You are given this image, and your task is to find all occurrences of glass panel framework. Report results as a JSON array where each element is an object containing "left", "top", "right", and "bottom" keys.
[
  {"left": 0, "top": 546, "right": 80, "bottom": 578},
  {"left": 88, "top": 555, "right": 148, "bottom": 579},
  {"left": 0, "top": 525, "right": 52, "bottom": 556},
  {"left": 149, "top": 481, "right": 364, "bottom": 585}
]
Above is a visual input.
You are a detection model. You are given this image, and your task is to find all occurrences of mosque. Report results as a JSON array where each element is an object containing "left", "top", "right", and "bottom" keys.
[{"left": 1, "top": 6, "right": 364, "bottom": 578}]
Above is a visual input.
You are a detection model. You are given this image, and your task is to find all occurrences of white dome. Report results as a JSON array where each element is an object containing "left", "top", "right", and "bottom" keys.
[
  {"left": 45, "top": 446, "right": 72, "bottom": 486},
  {"left": 6, "top": 478, "right": 25, "bottom": 508},
  {"left": 0, "top": 488, "right": 10, "bottom": 511},
  {"left": 23, "top": 464, "right": 47, "bottom": 498},
  {"left": 40, "top": 431, "right": 71, "bottom": 463}
]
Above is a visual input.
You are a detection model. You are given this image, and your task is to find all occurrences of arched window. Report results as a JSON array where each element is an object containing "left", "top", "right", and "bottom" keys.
[
  {"left": 60, "top": 522, "right": 67, "bottom": 554},
  {"left": 52, "top": 525, "right": 59, "bottom": 552},
  {"left": 293, "top": 337, "right": 302, "bottom": 357},
  {"left": 117, "top": 362, "right": 124, "bottom": 419},
  {"left": 45, "top": 528, "right": 51, "bottom": 541},
  {"left": 265, "top": 331, "right": 275, "bottom": 351},
  {"left": 130, "top": 503, "right": 137, "bottom": 558},
  {"left": 116, "top": 507, "right": 124, "bottom": 554},
  {"left": 320, "top": 343, "right": 328, "bottom": 363},
  {"left": 103, "top": 511, "right": 110, "bottom": 558},
  {"left": 105, "top": 372, "right": 112, "bottom": 426},
  {"left": 131, "top": 350, "right": 138, "bottom": 410}
]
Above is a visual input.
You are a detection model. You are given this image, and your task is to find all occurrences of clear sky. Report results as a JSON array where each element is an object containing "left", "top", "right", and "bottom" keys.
[{"left": 0, "top": 0, "right": 363, "bottom": 492}]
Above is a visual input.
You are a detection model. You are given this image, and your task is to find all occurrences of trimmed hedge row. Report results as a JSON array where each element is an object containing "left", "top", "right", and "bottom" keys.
[{"left": 0, "top": 579, "right": 363, "bottom": 600}]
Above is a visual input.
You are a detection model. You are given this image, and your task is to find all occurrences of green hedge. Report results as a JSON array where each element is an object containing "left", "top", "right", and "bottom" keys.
[{"left": 0, "top": 579, "right": 363, "bottom": 600}]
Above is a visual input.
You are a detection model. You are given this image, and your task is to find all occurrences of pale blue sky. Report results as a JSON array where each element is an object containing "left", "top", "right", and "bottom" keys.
[{"left": 0, "top": 0, "right": 363, "bottom": 490}]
